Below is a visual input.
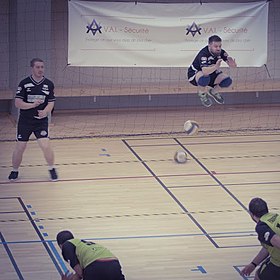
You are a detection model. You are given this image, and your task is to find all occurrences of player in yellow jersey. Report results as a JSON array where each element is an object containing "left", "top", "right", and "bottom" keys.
[
  {"left": 57, "top": 230, "right": 125, "bottom": 280},
  {"left": 241, "top": 198, "right": 280, "bottom": 280}
]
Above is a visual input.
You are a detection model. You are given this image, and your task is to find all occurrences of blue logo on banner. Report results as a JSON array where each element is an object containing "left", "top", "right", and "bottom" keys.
[
  {"left": 186, "top": 22, "right": 202, "bottom": 37},
  {"left": 86, "top": 19, "right": 102, "bottom": 36}
]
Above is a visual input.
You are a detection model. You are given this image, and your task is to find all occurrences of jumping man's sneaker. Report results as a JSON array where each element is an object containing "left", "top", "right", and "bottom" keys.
[
  {"left": 198, "top": 92, "right": 212, "bottom": 107},
  {"left": 8, "top": 171, "right": 19, "bottom": 181},
  {"left": 208, "top": 88, "right": 225, "bottom": 104},
  {"left": 49, "top": 168, "right": 58, "bottom": 181}
]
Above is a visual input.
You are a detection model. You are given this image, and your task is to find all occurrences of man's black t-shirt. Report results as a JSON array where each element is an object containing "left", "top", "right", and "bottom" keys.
[
  {"left": 16, "top": 76, "right": 55, "bottom": 120},
  {"left": 190, "top": 46, "right": 229, "bottom": 71}
]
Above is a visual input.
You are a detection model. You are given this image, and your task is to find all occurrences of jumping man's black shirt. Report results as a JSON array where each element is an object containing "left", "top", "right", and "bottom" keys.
[{"left": 190, "top": 46, "right": 229, "bottom": 72}]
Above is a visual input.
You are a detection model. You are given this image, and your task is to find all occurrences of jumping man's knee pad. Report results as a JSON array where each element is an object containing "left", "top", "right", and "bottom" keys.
[
  {"left": 197, "top": 75, "right": 210, "bottom": 87},
  {"left": 219, "top": 77, "right": 232, "bottom": 88}
]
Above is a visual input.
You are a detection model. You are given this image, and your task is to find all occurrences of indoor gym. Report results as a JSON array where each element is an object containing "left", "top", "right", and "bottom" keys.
[{"left": 0, "top": 0, "right": 280, "bottom": 280}]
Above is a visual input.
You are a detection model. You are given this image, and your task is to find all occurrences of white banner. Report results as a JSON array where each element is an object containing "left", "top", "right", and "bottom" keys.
[{"left": 68, "top": 1, "right": 268, "bottom": 67}]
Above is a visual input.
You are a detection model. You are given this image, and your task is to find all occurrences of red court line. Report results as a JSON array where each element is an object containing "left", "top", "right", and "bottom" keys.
[
  {"left": 168, "top": 181, "right": 280, "bottom": 189},
  {"left": 0, "top": 197, "right": 20, "bottom": 199},
  {"left": 213, "top": 170, "right": 280, "bottom": 176},
  {"left": 0, "top": 170, "right": 279, "bottom": 185},
  {"left": 159, "top": 170, "right": 280, "bottom": 178},
  {"left": 129, "top": 139, "right": 280, "bottom": 147},
  {"left": 125, "top": 133, "right": 280, "bottom": 142},
  {"left": 0, "top": 175, "right": 153, "bottom": 185}
]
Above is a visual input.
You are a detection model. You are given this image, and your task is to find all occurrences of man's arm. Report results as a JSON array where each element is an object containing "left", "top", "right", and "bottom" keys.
[
  {"left": 15, "top": 98, "right": 43, "bottom": 110},
  {"left": 36, "top": 101, "right": 54, "bottom": 119},
  {"left": 222, "top": 50, "right": 237, "bottom": 68},
  {"left": 61, "top": 273, "right": 81, "bottom": 280},
  {"left": 240, "top": 247, "right": 269, "bottom": 276},
  {"left": 61, "top": 264, "right": 83, "bottom": 280},
  {"left": 15, "top": 80, "right": 43, "bottom": 109},
  {"left": 251, "top": 246, "right": 270, "bottom": 266},
  {"left": 201, "top": 59, "right": 223, "bottom": 76},
  {"left": 73, "top": 264, "right": 83, "bottom": 278},
  {"left": 61, "top": 241, "right": 82, "bottom": 279},
  {"left": 226, "top": 57, "right": 237, "bottom": 68},
  {"left": 36, "top": 81, "right": 56, "bottom": 119}
]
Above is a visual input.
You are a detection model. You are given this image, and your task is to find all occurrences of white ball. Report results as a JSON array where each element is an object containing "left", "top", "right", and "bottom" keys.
[
  {"left": 184, "top": 120, "right": 199, "bottom": 135},
  {"left": 174, "top": 150, "right": 188, "bottom": 163}
]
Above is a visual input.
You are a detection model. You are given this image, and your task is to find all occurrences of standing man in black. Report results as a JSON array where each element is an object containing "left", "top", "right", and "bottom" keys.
[
  {"left": 187, "top": 35, "right": 237, "bottom": 107},
  {"left": 8, "top": 58, "right": 58, "bottom": 181}
]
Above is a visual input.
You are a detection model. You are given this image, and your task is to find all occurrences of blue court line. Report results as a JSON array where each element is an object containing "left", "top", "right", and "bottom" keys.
[
  {"left": 219, "top": 244, "right": 260, "bottom": 249},
  {"left": 191, "top": 265, "right": 207, "bottom": 274},
  {"left": 22, "top": 204, "right": 69, "bottom": 276},
  {"left": 212, "top": 234, "right": 257, "bottom": 239},
  {"left": 0, "top": 232, "right": 24, "bottom": 280},
  {"left": 0, "top": 230, "right": 261, "bottom": 253},
  {"left": 0, "top": 233, "right": 206, "bottom": 245},
  {"left": 86, "top": 233, "right": 205, "bottom": 241},
  {"left": 0, "top": 230, "right": 256, "bottom": 245},
  {"left": 47, "top": 241, "right": 69, "bottom": 274},
  {"left": 211, "top": 230, "right": 255, "bottom": 235},
  {"left": 17, "top": 198, "right": 63, "bottom": 275},
  {"left": 122, "top": 139, "right": 219, "bottom": 248},
  {"left": 0, "top": 197, "right": 258, "bottom": 249}
]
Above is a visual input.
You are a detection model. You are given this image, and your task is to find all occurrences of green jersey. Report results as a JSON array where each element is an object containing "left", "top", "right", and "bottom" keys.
[
  {"left": 63, "top": 239, "right": 116, "bottom": 269},
  {"left": 258, "top": 213, "right": 280, "bottom": 267}
]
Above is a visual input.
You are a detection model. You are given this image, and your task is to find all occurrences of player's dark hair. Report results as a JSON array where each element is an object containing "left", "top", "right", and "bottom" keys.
[
  {"left": 30, "top": 58, "right": 44, "bottom": 67},
  {"left": 249, "top": 198, "right": 268, "bottom": 218},
  {"left": 208, "top": 35, "right": 222, "bottom": 44},
  {"left": 56, "top": 230, "right": 74, "bottom": 246}
]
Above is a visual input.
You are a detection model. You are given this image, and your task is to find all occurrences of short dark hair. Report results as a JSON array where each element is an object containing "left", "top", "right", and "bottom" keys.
[
  {"left": 208, "top": 35, "right": 222, "bottom": 44},
  {"left": 249, "top": 197, "right": 268, "bottom": 218},
  {"left": 30, "top": 58, "right": 44, "bottom": 67},
  {"left": 56, "top": 230, "right": 74, "bottom": 246}
]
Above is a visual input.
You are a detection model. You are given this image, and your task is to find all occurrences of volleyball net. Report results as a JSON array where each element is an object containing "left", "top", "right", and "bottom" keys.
[{"left": 0, "top": 0, "right": 279, "bottom": 141}]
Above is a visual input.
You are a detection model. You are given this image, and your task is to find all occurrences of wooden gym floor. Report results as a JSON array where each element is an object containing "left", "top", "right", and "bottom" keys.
[{"left": 0, "top": 132, "right": 279, "bottom": 280}]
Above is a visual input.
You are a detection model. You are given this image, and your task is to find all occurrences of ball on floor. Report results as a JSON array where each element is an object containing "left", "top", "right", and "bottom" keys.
[{"left": 174, "top": 150, "right": 188, "bottom": 163}]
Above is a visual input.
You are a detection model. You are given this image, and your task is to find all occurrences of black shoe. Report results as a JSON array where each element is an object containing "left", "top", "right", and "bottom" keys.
[
  {"left": 208, "top": 88, "right": 224, "bottom": 104},
  {"left": 198, "top": 92, "right": 212, "bottom": 107},
  {"left": 49, "top": 168, "right": 58, "bottom": 181},
  {"left": 8, "top": 171, "right": 19, "bottom": 181}
]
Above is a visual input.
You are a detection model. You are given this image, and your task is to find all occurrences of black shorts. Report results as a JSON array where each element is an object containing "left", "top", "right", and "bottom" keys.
[
  {"left": 83, "top": 260, "right": 125, "bottom": 280},
  {"left": 17, "top": 117, "right": 49, "bottom": 142},
  {"left": 187, "top": 67, "right": 222, "bottom": 88},
  {"left": 257, "top": 258, "right": 280, "bottom": 280}
]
